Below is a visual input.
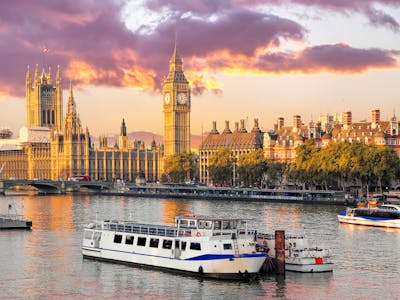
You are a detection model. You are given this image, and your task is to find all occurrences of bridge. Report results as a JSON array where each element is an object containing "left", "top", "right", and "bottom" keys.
[{"left": 0, "top": 179, "right": 114, "bottom": 195}]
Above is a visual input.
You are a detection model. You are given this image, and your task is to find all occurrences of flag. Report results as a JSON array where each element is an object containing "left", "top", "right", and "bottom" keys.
[{"left": 43, "top": 46, "right": 49, "bottom": 53}]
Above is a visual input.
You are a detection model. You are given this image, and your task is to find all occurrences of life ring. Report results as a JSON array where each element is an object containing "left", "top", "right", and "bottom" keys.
[{"left": 196, "top": 231, "right": 201, "bottom": 237}]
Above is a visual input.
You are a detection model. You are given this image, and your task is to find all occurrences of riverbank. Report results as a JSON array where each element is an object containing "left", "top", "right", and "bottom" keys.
[{"left": 100, "top": 185, "right": 347, "bottom": 205}]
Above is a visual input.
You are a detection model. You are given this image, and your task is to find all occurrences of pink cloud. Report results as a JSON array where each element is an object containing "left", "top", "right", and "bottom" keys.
[{"left": 0, "top": 0, "right": 398, "bottom": 99}]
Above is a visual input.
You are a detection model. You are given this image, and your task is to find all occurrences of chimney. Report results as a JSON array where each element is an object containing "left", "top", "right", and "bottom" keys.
[
  {"left": 252, "top": 118, "right": 261, "bottom": 132},
  {"left": 371, "top": 109, "right": 380, "bottom": 129},
  {"left": 211, "top": 121, "right": 219, "bottom": 134},
  {"left": 277, "top": 117, "right": 284, "bottom": 130},
  {"left": 240, "top": 119, "right": 247, "bottom": 133},
  {"left": 234, "top": 122, "right": 239, "bottom": 132},
  {"left": 342, "top": 111, "right": 352, "bottom": 126},
  {"left": 223, "top": 120, "right": 232, "bottom": 134},
  {"left": 293, "top": 115, "right": 301, "bottom": 128}
]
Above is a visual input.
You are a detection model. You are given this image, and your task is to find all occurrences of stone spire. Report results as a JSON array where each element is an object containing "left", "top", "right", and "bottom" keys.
[
  {"left": 56, "top": 65, "right": 62, "bottom": 84},
  {"left": 26, "top": 65, "right": 32, "bottom": 86},
  {"left": 47, "top": 67, "right": 53, "bottom": 85},
  {"left": 40, "top": 68, "right": 47, "bottom": 84},
  {"left": 165, "top": 42, "right": 187, "bottom": 83},
  {"left": 67, "top": 81, "right": 76, "bottom": 114},
  {"left": 34, "top": 64, "right": 40, "bottom": 85},
  {"left": 120, "top": 118, "right": 127, "bottom": 136}
]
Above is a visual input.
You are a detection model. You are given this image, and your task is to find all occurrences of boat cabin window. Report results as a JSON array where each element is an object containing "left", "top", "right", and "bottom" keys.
[
  {"left": 213, "top": 220, "right": 221, "bottom": 230},
  {"left": 84, "top": 230, "right": 93, "bottom": 240},
  {"left": 198, "top": 220, "right": 212, "bottom": 229},
  {"left": 150, "top": 238, "right": 159, "bottom": 248},
  {"left": 222, "top": 221, "right": 232, "bottom": 229},
  {"left": 125, "top": 235, "right": 134, "bottom": 245},
  {"left": 162, "top": 239, "right": 173, "bottom": 249},
  {"left": 181, "top": 241, "right": 187, "bottom": 251},
  {"left": 137, "top": 237, "right": 146, "bottom": 247},
  {"left": 178, "top": 219, "right": 197, "bottom": 228},
  {"left": 113, "top": 234, "right": 122, "bottom": 244},
  {"left": 190, "top": 242, "right": 201, "bottom": 251},
  {"left": 223, "top": 243, "right": 232, "bottom": 250}
]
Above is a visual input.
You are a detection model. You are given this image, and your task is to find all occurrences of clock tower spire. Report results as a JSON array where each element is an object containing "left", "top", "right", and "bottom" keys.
[{"left": 163, "top": 42, "right": 191, "bottom": 157}]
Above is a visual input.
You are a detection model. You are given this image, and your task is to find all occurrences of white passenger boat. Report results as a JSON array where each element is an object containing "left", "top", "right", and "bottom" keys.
[
  {"left": 82, "top": 215, "right": 267, "bottom": 280},
  {"left": 338, "top": 204, "right": 400, "bottom": 228},
  {"left": 256, "top": 233, "right": 333, "bottom": 273}
]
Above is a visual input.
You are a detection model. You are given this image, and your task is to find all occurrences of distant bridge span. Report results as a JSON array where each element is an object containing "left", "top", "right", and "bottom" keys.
[{"left": 0, "top": 180, "right": 113, "bottom": 195}]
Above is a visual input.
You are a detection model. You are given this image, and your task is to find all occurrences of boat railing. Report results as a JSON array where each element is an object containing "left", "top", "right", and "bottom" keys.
[
  {"left": 91, "top": 221, "right": 192, "bottom": 238},
  {"left": 0, "top": 214, "right": 26, "bottom": 221},
  {"left": 88, "top": 221, "right": 256, "bottom": 239}
]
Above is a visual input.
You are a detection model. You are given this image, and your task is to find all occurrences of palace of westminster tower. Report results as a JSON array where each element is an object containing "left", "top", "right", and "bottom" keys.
[{"left": 162, "top": 43, "right": 191, "bottom": 157}]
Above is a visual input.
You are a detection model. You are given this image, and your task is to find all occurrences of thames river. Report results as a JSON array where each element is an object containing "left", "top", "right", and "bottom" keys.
[{"left": 0, "top": 194, "right": 399, "bottom": 300}]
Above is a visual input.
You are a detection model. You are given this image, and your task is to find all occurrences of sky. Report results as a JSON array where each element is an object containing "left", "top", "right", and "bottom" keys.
[{"left": 0, "top": 0, "right": 400, "bottom": 137}]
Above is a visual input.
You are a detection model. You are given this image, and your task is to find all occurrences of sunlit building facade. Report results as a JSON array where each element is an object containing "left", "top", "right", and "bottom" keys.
[
  {"left": 199, "top": 119, "right": 264, "bottom": 185},
  {"left": 264, "top": 109, "right": 400, "bottom": 162},
  {"left": 0, "top": 64, "right": 163, "bottom": 182}
]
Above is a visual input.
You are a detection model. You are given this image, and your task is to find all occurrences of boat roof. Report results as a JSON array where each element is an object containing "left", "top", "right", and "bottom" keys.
[
  {"left": 175, "top": 214, "right": 250, "bottom": 222},
  {"left": 380, "top": 204, "right": 400, "bottom": 210}
]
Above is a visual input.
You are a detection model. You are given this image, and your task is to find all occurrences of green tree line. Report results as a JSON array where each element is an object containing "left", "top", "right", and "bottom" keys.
[{"left": 206, "top": 143, "right": 400, "bottom": 192}]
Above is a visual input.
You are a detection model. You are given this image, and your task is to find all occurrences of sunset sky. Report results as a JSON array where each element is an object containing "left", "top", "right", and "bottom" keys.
[{"left": 0, "top": 0, "right": 399, "bottom": 137}]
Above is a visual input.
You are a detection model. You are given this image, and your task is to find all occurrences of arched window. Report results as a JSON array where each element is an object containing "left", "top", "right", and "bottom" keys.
[
  {"left": 52, "top": 110, "right": 55, "bottom": 124},
  {"left": 42, "top": 110, "right": 46, "bottom": 124},
  {"left": 47, "top": 110, "right": 50, "bottom": 124}
]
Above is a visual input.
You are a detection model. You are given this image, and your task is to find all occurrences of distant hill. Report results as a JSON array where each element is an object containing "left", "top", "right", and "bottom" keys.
[{"left": 92, "top": 131, "right": 206, "bottom": 150}]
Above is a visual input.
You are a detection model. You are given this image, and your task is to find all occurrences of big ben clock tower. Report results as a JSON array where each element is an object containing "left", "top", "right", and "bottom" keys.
[{"left": 163, "top": 43, "right": 191, "bottom": 157}]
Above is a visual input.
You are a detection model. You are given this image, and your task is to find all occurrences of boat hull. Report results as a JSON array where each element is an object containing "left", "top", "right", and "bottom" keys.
[
  {"left": 0, "top": 218, "right": 32, "bottom": 229},
  {"left": 338, "top": 215, "right": 400, "bottom": 228},
  {"left": 82, "top": 247, "right": 266, "bottom": 280},
  {"left": 285, "top": 258, "right": 333, "bottom": 273}
]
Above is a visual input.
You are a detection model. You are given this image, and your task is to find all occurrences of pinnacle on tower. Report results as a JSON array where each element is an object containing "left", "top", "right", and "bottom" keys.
[
  {"left": 47, "top": 67, "right": 53, "bottom": 85},
  {"left": 120, "top": 118, "right": 127, "bottom": 136},
  {"left": 56, "top": 65, "right": 62, "bottom": 83},
  {"left": 34, "top": 64, "right": 40, "bottom": 84},
  {"left": 67, "top": 81, "right": 76, "bottom": 113},
  {"left": 26, "top": 65, "right": 32, "bottom": 85}
]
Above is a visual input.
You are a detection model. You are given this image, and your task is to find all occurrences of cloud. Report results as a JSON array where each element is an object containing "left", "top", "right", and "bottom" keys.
[
  {"left": 0, "top": 0, "right": 398, "bottom": 99},
  {"left": 238, "top": 0, "right": 400, "bottom": 31}
]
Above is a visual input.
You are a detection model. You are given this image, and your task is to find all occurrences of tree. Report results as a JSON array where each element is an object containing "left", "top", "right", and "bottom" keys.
[
  {"left": 237, "top": 149, "right": 267, "bottom": 187},
  {"left": 164, "top": 152, "right": 196, "bottom": 183},
  {"left": 208, "top": 148, "right": 233, "bottom": 186}
]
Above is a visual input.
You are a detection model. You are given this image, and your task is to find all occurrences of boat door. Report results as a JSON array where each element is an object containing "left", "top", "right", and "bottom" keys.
[
  {"left": 93, "top": 232, "right": 101, "bottom": 248},
  {"left": 174, "top": 239, "right": 181, "bottom": 259}
]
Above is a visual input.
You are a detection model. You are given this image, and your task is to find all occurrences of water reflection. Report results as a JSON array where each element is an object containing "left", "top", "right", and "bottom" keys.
[{"left": 0, "top": 194, "right": 399, "bottom": 299}]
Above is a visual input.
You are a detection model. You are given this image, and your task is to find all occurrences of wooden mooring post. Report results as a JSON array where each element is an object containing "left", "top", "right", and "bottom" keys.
[{"left": 275, "top": 230, "right": 285, "bottom": 276}]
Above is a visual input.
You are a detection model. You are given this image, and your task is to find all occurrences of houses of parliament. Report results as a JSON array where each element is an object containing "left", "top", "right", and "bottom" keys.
[{"left": 0, "top": 45, "right": 191, "bottom": 182}]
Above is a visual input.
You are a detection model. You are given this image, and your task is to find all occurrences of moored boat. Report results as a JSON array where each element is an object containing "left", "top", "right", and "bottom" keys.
[
  {"left": 82, "top": 215, "right": 267, "bottom": 280},
  {"left": 338, "top": 204, "right": 400, "bottom": 228},
  {"left": 256, "top": 233, "right": 333, "bottom": 273},
  {"left": 0, "top": 203, "right": 32, "bottom": 230}
]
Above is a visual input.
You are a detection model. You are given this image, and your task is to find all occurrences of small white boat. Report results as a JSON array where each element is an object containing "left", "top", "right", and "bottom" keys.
[
  {"left": 82, "top": 215, "right": 267, "bottom": 280},
  {"left": 338, "top": 204, "right": 400, "bottom": 228},
  {"left": 0, "top": 203, "right": 32, "bottom": 230},
  {"left": 256, "top": 233, "right": 333, "bottom": 273}
]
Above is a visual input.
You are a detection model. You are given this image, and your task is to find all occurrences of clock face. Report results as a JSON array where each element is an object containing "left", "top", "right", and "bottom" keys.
[
  {"left": 164, "top": 93, "right": 170, "bottom": 104},
  {"left": 177, "top": 92, "right": 187, "bottom": 105}
]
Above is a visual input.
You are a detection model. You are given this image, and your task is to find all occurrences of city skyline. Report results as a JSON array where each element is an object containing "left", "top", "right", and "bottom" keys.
[{"left": 1, "top": 1, "right": 400, "bottom": 136}]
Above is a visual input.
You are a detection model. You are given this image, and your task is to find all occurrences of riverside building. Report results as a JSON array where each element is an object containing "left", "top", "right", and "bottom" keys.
[
  {"left": 264, "top": 109, "right": 400, "bottom": 162},
  {"left": 199, "top": 119, "right": 263, "bottom": 185}
]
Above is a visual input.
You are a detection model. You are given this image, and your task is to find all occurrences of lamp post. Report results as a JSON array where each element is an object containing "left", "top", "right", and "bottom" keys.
[{"left": 232, "top": 157, "right": 237, "bottom": 187}]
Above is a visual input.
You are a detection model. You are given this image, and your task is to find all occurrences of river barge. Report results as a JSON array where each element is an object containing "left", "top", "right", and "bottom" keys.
[{"left": 82, "top": 215, "right": 267, "bottom": 280}]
